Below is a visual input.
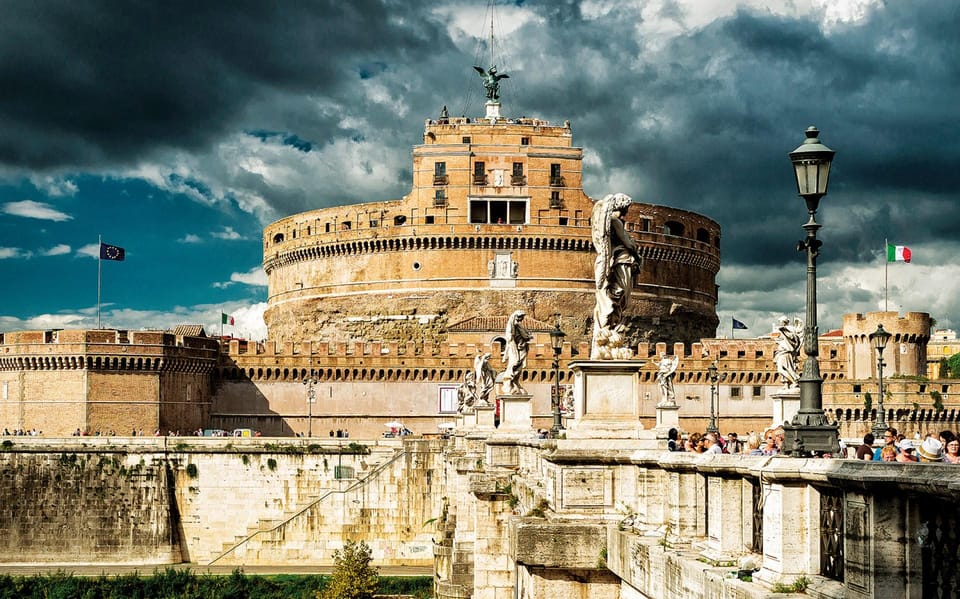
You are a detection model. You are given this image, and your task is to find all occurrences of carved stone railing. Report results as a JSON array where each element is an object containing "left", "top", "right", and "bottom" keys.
[{"left": 473, "top": 440, "right": 960, "bottom": 598}]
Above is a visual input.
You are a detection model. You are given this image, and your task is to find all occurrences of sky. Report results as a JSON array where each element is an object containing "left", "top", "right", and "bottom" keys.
[{"left": 1, "top": 0, "right": 958, "bottom": 341}]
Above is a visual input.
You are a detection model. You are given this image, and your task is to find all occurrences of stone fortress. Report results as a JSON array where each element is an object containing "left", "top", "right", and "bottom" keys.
[
  {"left": 3, "top": 83, "right": 960, "bottom": 599},
  {"left": 0, "top": 99, "right": 956, "bottom": 441}
]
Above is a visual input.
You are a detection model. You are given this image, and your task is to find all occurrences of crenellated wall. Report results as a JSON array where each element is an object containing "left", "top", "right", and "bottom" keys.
[{"left": 0, "top": 330, "right": 218, "bottom": 435}]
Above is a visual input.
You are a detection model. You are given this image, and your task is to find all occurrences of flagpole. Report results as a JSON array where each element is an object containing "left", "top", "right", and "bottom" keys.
[
  {"left": 97, "top": 234, "right": 102, "bottom": 329},
  {"left": 220, "top": 307, "right": 223, "bottom": 338},
  {"left": 884, "top": 238, "right": 888, "bottom": 312}
]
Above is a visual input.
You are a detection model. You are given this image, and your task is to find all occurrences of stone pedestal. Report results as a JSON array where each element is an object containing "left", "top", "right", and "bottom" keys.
[
  {"left": 497, "top": 394, "right": 532, "bottom": 432},
  {"left": 755, "top": 480, "right": 818, "bottom": 586},
  {"left": 460, "top": 410, "right": 477, "bottom": 431},
  {"left": 474, "top": 405, "right": 496, "bottom": 430},
  {"left": 485, "top": 101, "right": 501, "bottom": 120},
  {"left": 654, "top": 403, "right": 680, "bottom": 439},
  {"left": 771, "top": 387, "right": 801, "bottom": 429},
  {"left": 564, "top": 360, "right": 646, "bottom": 439}
]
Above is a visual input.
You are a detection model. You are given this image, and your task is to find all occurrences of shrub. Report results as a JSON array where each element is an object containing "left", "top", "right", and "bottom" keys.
[
  {"left": 186, "top": 463, "right": 199, "bottom": 478},
  {"left": 316, "top": 540, "right": 379, "bottom": 599}
]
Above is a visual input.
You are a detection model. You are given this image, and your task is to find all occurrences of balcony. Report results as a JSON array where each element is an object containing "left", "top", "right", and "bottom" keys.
[
  {"left": 549, "top": 198, "right": 563, "bottom": 209},
  {"left": 433, "top": 197, "right": 448, "bottom": 208},
  {"left": 473, "top": 174, "right": 487, "bottom": 186},
  {"left": 433, "top": 174, "right": 448, "bottom": 186},
  {"left": 550, "top": 176, "right": 565, "bottom": 187},
  {"left": 511, "top": 175, "right": 527, "bottom": 186}
]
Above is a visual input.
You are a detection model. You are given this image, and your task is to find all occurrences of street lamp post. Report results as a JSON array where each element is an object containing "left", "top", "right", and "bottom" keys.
[
  {"left": 707, "top": 362, "right": 721, "bottom": 434},
  {"left": 303, "top": 372, "right": 318, "bottom": 438},
  {"left": 869, "top": 323, "right": 892, "bottom": 438},
  {"left": 782, "top": 126, "right": 840, "bottom": 456},
  {"left": 549, "top": 314, "right": 566, "bottom": 437}
]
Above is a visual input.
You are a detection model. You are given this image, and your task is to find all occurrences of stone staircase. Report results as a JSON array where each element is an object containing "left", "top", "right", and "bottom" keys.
[{"left": 205, "top": 446, "right": 407, "bottom": 565}]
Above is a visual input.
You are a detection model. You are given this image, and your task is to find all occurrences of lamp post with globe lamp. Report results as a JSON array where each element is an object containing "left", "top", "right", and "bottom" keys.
[
  {"left": 869, "top": 324, "right": 892, "bottom": 439},
  {"left": 781, "top": 126, "right": 840, "bottom": 456}
]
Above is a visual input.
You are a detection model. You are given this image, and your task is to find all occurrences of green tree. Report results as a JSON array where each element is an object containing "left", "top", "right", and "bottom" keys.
[
  {"left": 946, "top": 353, "right": 960, "bottom": 379},
  {"left": 317, "top": 540, "right": 379, "bottom": 599}
]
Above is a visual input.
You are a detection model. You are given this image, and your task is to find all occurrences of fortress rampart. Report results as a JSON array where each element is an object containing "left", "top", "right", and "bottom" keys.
[{"left": 0, "top": 330, "right": 219, "bottom": 436}]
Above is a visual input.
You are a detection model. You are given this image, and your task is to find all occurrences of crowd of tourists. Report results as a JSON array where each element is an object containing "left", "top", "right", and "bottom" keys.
[
  {"left": 665, "top": 425, "right": 960, "bottom": 462},
  {"left": 854, "top": 427, "right": 960, "bottom": 463}
]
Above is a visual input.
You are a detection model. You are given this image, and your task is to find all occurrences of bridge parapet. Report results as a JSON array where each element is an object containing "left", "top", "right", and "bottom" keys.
[{"left": 440, "top": 435, "right": 958, "bottom": 598}]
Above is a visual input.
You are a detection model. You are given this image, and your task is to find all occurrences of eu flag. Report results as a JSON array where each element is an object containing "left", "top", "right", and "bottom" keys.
[
  {"left": 732, "top": 318, "right": 748, "bottom": 330},
  {"left": 100, "top": 243, "right": 125, "bottom": 261}
]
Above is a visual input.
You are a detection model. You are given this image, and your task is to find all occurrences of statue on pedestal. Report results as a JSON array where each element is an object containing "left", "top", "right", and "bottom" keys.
[
  {"left": 653, "top": 353, "right": 679, "bottom": 406},
  {"left": 501, "top": 310, "right": 532, "bottom": 395},
  {"left": 473, "top": 65, "right": 510, "bottom": 102},
  {"left": 457, "top": 370, "right": 477, "bottom": 413},
  {"left": 591, "top": 193, "right": 643, "bottom": 359},
  {"left": 474, "top": 352, "right": 496, "bottom": 406},
  {"left": 774, "top": 316, "right": 802, "bottom": 389}
]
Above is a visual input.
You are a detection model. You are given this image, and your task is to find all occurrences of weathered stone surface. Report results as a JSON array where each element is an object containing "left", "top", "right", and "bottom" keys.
[{"left": 512, "top": 521, "right": 607, "bottom": 568}]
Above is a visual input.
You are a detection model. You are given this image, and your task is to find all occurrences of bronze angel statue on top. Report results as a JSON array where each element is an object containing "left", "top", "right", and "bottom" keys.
[{"left": 474, "top": 65, "right": 509, "bottom": 101}]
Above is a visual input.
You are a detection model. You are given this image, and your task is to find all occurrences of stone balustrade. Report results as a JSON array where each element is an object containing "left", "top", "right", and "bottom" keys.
[{"left": 438, "top": 434, "right": 960, "bottom": 598}]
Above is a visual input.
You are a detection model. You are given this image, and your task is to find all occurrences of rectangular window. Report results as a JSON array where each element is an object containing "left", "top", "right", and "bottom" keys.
[
  {"left": 434, "top": 162, "right": 446, "bottom": 175},
  {"left": 462, "top": 136, "right": 471, "bottom": 144},
  {"left": 325, "top": 222, "right": 331, "bottom": 233},
  {"left": 943, "top": 384, "right": 950, "bottom": 393},
  {"left": 439, "top": 386, "right": 458, "bottom": 413},
  {"left": 641, "top": 219, "right": 650, "bottom": 232},
  {"left": 550, "top": 191, "right": 561, "bottom": 208},
  {"left": 753, "top": 386, "right": 763, "bottom": 397},
  {"left": 468, "top": 199, "right": 528, "bottom": 225},
  {"left": 521, "top": 136, "right": 530, "bottom": 145},
  {"left": 550, "top": 163, "right": 563, "bottom": 186},
  {"left": 425, "top": 215, "right": 435, "bottom": 224},
  {"left": 853, "top": 384, "right": 862, "bottom": 393},
  {"left": 512, "top": 162, "right": 523, "bottom": 177},
  {"left": 473, "top": 161, "right": 486, "bottom": 185},
  {"left": 731, "top": 387, "right": 741, "bottom": 399}
]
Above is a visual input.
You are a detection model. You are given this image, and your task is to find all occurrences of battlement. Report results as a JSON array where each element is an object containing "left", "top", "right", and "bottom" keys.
[
  {"left": 225, "top": 338, "right": 583, "bottom": 362},
  {"left": 842, "top": 311, "right": 932, "bottom": 340},
  {"left": 0, "top": 329, "right": 219, "bottom": 373}
]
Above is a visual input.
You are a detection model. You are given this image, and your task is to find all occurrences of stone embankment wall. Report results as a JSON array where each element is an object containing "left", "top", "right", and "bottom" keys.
[
  {"left": 0, "top": 437, "right": 444, "bottom": 567},
  {"left": 0, "top": 448, "right": 180, "bottom": 565}
]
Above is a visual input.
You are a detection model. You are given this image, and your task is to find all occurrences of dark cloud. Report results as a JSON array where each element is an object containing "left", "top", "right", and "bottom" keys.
[
  {"left": 2, "top": 0, "right": 959, "bottom": 328},
  {"left": 0, "top": 0, "right": 452, "bottom": 170}
]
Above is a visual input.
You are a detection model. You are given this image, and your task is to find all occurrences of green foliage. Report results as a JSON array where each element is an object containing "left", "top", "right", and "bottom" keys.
[
  {"left": 947, "top": 353, "right": 960, "bottom": 379},
  {"left": 0, "top": 440, "right": 12, "bottom": 451},
  {"left": 931, "top": 389, "right": 944, "bottom": 412},
  {"left": 316, "top": 540, "right": 379, "bottom": 599},
  {"left": 597, "top": 546, "right": 608, "bottom": 569},
  {"left": 267, "top": 458, "right": 278, "bottom": 471},
  {"left": 346, "top": 442, "right": 370, "bottom": 455},
  {"left": 526, "top": 499, "right": 550, "bottom": 518},
  {"left": 186, "top": 463, "right": 199, "bottom": 478},
  {"left": 174, "top": 442, "right": 189, "bottom": 452},
  {"left": 940, "top": 357, "right": 951, "bottom": 378},
  {"left": 771, "top": 575, "right": 810, "bottom": 593},
  {"left": 0, "top": 568, "right": 329, "bottom": 599},
  {"left": 863, "top": 391, "right": 872, "bottom": 413},
  {"left": 241, "top": 454, "right": 250, "bottom": 466}
]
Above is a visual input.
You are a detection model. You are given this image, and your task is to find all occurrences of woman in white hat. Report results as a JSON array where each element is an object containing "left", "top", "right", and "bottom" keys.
[{"left": 917, "top": 437, "right": 944, "bottom": 462}]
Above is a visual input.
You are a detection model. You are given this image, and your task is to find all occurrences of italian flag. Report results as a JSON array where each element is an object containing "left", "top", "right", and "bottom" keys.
[
  {"left": 886, "top": 244, "right": 912, "bottom": 263},
  {"left": 221, "top": 312, "right": 235, "bottom": 325}
]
